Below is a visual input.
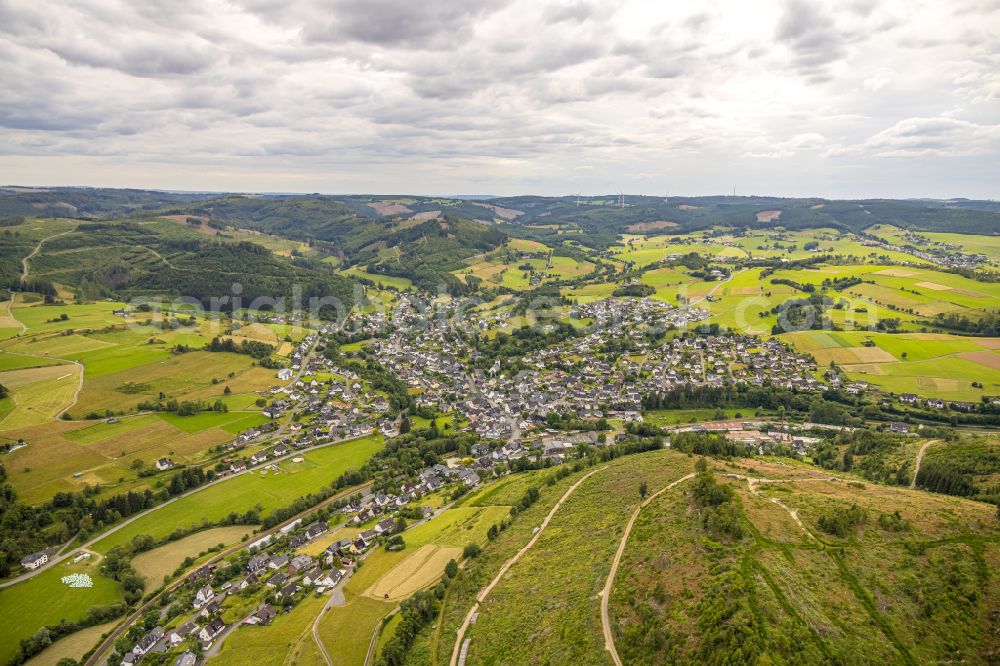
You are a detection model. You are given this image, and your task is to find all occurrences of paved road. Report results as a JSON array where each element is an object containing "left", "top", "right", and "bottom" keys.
[
  {"left": 0, "top": 431, "right": 371, "bottom": 588},
  {"left": 600, "top": 473, "right": 693, "bottom": 666},
  {"left": 449, "top": 465, "right": 608, "bottom": 666},
  {"left": 688, "top": 269, "right": 744, "bottom": 307}
]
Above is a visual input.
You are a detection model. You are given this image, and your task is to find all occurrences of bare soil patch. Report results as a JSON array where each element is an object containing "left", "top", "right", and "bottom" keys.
[
  {"left": 958, "top": 351, "right": 1000, "bottom": 370},
  {"left": 914, "top": 281, "right": 951, "bottom": 291},
  {"left": 625, "top": 220, "right": 678, "bottom": 233},
  {"left": 368, "top": 202, "right": 412, "bottom": 216},
  {"left": 756, "top": 210, "right": 782, "bottom": 222}
]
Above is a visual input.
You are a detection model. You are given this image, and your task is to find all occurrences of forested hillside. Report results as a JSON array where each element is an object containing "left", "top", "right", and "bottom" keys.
[{"left": 4, "top": 217, "right": 355, "bottom": 312}]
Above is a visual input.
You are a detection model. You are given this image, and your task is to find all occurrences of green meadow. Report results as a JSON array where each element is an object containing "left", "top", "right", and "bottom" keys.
[
  {"left": 0, "top": 557, "right": 121, "bottom": 665},
  {"left": 91, "top": 434, "right": 384, "bottom": 553}
]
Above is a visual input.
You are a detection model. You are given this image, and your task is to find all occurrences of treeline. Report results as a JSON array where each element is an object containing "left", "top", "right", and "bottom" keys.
[
  {"left": 768, "top": 294, "right": 836, "bottom": 334},
  {"left": 913, "top": 441, "right": 1000, "bottom": 503},
  {"left": 672, "top": 431, "right": 755, "bottom": 457},
  {"left": 932, "top": 312, "right": 1000, "bottom": 337},
  {"left": 642, "top": 384, "right": 806, "bottom": 412},
  {"left": 612, "top": 283, "right": 655, "bottom": 297},
  {"left": 204, "top": 336, "right": 275, "bottom": 359},
  {"left": 0, "top": 462, "right": 219, "bottom": 576},
  {"left": 135, "top": 397, "right": 228, "bottom": 415}
]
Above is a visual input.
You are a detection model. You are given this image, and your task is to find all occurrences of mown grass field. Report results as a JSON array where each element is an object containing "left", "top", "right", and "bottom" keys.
[
  {"left": 24, "top": 619, "right": 118, "bottom": 666},
  {"left": 131, "top": 525, "right": 255, "bottom": 584},
  {"left": 316, "top": 594, "right": 394, "bottom": 666},
  {"left": 364, "top": 544, "right": 462, "bottom": 600},
  {"left": 91, "top": 434, "right": 383, "bottom": 553},
  {"left": 0, "top": 363, "right": 80, "bottom": 428},
  {"left": 1, "top": 410, "right": 259, "bottom": 504},
  {"left": 0, "top": 557, "right": 121, "bottom": 665},
  {"left": 341, "top": 266, "right": 414, "bottom": 290}
]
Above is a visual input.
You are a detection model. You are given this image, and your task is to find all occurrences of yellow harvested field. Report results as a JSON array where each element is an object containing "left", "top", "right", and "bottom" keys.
[
  {"left": 131, "top": 525, "right": 255, "bottom": 583},
  {"left": 914, "top": 281, "right": 951, "bottom": 291},
  {"left": 918, "top": 376, "right": 965, "bottom": 392},
  {"left": 811, "top": 346, "right": 895, "bottom": 365},
  {"left": 25, "top": 620, "right": 119, "bottom": 666},
  {"left": 873, "top": 268, "right": 917, "bottom": 277},
  {"left": 755, "top": 210, "right": 782, "bottom": 222},
  {"left": 0, "top": 364, "right": 77, "bottom": 387},
  {"left": 364, "top": 544, "right": 461, "bottom": 601},
  {"left": 958, "top": 351, "right": 1000, "bottom": 370}
]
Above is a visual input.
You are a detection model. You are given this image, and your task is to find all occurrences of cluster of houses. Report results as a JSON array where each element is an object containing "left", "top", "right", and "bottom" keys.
[
  {"left": 366, "top": 299, "right": 826, "bottom": 449},
  {"left": 863, "top": 232, "right": 989, "bottom": 271}
]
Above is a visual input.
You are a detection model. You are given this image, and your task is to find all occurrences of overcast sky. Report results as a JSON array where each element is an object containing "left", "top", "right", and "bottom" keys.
[{"left": 1, "top": 0, "right": 998, "bottom": 198}]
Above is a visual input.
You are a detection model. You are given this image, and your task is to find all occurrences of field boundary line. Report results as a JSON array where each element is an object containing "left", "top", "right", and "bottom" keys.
[
  {"left": 448, "top": 464, "right": 609, "bottom": 666},
  {"left": 600, "top": 472, "right": 694, "bottom": 666}
]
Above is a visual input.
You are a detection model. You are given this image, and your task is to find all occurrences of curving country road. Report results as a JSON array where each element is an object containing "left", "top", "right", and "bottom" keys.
[
  {"left": 0, "top": 432, "right": 373, "bottom": 588},
  {"left": 83, "top": 479, "right": 372, "bottom": 666},
  {"left": 600, "top": 472, "right": 694, "bottom": 666},
  {"left": 449, "top": 465, "right": 609, "bottom": 666}
]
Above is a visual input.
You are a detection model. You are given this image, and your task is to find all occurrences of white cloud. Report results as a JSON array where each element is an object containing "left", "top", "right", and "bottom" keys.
[{"left": 0, "top": 0, "right": 997, "bottom": 198}]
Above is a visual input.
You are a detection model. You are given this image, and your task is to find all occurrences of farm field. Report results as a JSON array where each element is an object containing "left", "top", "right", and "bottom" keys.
[
  {"left": 131, "top": 525, "right": 256, "bottom": 584},
  {"left": 870, "top": 224, "right": 1000, "bottom": 266},
  {"left": 783, "top": 330, "right": 1000, "bottom": 399},
  {"left": 699, "top": 268, "right": 796, "bottom": 334},
  {"left": 24, "top": 619, "right": 118, "bottom": 666},
  {"left": 90, "top": 434, "right": 384, "bottom": 554},
  {"left": 315, "top": 595, "right": 394, "bottom": 666},
  {"left": 341, "top": 266, "right": 414, "bottom": 290},
  {"left": 0, "top": 363, "right": 81, "bottom": 428},
  {"left": 0, "top": 407, "right": 261, "bottom": 504},
  {"left": 9, "top": 299, "right": 132, "bottom": 337},
  {"left": 364, "top": 544, "right": 462, "bottom": 600},
  {"left": 0, "top": 556, "right": 122, "bottom": 665},
  {"left": 0, "top": 351, "right": 64, "bottom": 371}
]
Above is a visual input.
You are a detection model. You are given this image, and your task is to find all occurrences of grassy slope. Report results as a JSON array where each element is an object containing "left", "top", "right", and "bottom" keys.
[
  {"left": 0, "top": 557, "right": 121, "bottom": 665},
  {"left": 608, "top": 455, "right": 999, "bottom": 665}
]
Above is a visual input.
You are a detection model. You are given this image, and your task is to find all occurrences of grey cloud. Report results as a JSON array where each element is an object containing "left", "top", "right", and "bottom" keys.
[
  {"left": 776, "top": 0, "right": 846, "bottom": 80},
  {"left": 543, "top": 2, "right": 595, "bottom": 24},
  {"left": 302, "top": 0, "right": 509, "bottom": 48}
]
